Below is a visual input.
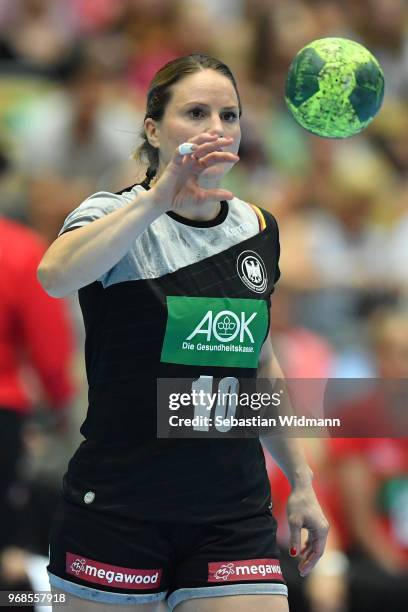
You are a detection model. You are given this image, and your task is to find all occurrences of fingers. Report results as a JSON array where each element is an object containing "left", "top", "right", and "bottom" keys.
[
  {"left": 194, "top": 185, "right": 234, "bottom": 203},
  {"left": 189, "top": 132, "right": 227, "bottom": 146},
  {"left": 288, "top": 521, "right": 302, "bottom": 560},
  {"left": 176, "top": 134, "right": 234, "bottom": 160},
  {"left": 298, "top": 541, "right": 317, "bottom": 576},
  {"left": 194, "top": 150, "right": 240, "bottom": 169},
  {"left": 298, "top": 526, "right": 329, "bottom": 577},
  {"left": 177, "top": 176, "right": 233, "bottom": 203},
  {"left": 172, "top": 135, "right": 235, "bottom": 168},
  {"left": 191, "top": 137, "right": 235, "bottom": 160},
  {"left": 174, "top": 134, "right": 224, "bottom": 162}
]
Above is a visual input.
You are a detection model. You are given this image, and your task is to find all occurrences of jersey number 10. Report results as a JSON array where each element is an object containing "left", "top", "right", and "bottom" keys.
[{"left": 191, "top": 375, "right": 239, "bottom": 432}]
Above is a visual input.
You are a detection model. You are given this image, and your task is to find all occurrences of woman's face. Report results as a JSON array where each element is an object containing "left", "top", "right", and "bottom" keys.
[{"left": 146, "top": 69, "right": 241, "bottom": 178}]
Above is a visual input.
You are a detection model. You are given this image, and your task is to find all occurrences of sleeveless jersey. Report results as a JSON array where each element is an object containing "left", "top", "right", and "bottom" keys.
[{"left": 59, "top": 183, "right": 281, "bottom": 523}]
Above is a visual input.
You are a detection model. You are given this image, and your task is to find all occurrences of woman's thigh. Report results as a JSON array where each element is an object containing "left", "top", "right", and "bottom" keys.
[
  {"left": 48, "top": 497, "right": 171, "bottom": 608},
  {"left": 51, "top": 585, "right": 165, "bottom": 612},
  {"left": 174, "top": 594, "right": 289, "bottom": 612}
]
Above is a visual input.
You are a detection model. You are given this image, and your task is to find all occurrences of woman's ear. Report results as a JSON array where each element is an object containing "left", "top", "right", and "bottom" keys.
[{"left": 144, "top": 118, "right": 160, "bottom": 149}]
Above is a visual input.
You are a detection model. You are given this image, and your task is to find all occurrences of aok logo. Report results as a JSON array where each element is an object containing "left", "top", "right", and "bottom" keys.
[
  {"left": 186, "top": 310, "right": 257, "bottom": 343},
  {"left": 237, "top": 251, "right": 267, "bottom": 293},
  {"left": 161, "top": 296, "right": 268, "bottom": 368}
]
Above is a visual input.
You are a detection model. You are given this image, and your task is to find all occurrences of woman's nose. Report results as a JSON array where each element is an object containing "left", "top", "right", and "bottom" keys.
[{"left": 207, "top": 116, "right": 224, "bottom": 137}]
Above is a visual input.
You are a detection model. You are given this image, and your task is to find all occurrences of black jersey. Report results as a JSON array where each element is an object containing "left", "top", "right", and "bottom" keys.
[{"left": 59, "top": 184, "right": 280, "bottom": 523}]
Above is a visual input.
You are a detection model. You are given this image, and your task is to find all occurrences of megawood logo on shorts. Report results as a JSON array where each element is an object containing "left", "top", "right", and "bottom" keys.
[
  {"left": 161, "top": 296, "right": 268, "bottom": 368},
  {"left": 208, "top": 558, "right": 284, "bottom": 582},
  {"left": 66, "top": 553, "right": 162, "bottom": 589}
]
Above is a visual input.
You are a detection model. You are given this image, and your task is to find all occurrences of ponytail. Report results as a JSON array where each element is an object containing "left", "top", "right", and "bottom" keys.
[{"left": 141, "top": 165, "right": 157, "bottom": 189}]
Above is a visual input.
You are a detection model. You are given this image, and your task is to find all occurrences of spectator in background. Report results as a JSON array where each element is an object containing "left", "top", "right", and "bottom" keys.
[
  {"left": 123, "top": 0, "right": 185, "bottom": 96},
  {"left": 345, "top": 0, "right": 408, "bottom": 99},
  {"left": 279, "top": 145, "right": 395, "bottom": 350},
  {"left": 265, "top": 443, "right": 348, "bottom": 612},
  {"left": 369, "top": 101, "right": 408, "bottom": 178},
  {"left": 0, "top": 200, "right": 76, "bottom": 591},
  {"left": 17, "top": 42, "right": 138, "bottom": 245},
  {"left": 321, "top": 306, "right": 408, "bottom": 612},
  {"left": 324, "top": 436, "right": 408, "bottom": 612},
  {"left": 389, "top": 200, "right": 408, "bottom": 295},
  {"left": 0, "top": 0, "right": 76, "bottom": 78},
  {"left": 287, "top": 307, "right": 408, "bottom": 612},
  {"left": 68, "top": 0, "right": 125, "bottom": 35},
  {"left": 270, "top": 287, "right": 335, "bottom": 380}
]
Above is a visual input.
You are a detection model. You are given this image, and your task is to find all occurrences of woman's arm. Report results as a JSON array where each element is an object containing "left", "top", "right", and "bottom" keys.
[
  {"left": 37, "top": 132, "right": 238, "bottom": 298},
  {"left": 37, "top": 189, "right": 166, "bottom": 297},
  {"left": 258, "top": 336, "right": 330, "bottom": 577}
]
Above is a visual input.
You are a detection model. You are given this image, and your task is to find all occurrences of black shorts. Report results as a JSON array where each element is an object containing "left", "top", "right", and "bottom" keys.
[{"left": 47, "top": 495, "right": 287, "bottom": 610}]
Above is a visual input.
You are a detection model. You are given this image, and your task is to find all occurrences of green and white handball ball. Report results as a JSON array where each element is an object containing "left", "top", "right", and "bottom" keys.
[{"left": 285, "top": 37, "right": 385, "bottom": 138}]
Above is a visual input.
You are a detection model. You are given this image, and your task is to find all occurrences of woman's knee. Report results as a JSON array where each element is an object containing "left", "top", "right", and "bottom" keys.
[
  {"left": 174, "top": 593, "right": 289, "bottom": 612},
  {"left": 50, "top": 585, "right": 163, "bottom": 612}
]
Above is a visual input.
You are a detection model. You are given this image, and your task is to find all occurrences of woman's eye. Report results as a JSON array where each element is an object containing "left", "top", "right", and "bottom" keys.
[
  {"left": 188, "top": 108, "right": 206, "bottom": 119},
  {"left": 187, "top": 109, "right": 238, "bottom": 121},
  {"left": 222, "top": 111, "right": 238, "bottom": 122}
]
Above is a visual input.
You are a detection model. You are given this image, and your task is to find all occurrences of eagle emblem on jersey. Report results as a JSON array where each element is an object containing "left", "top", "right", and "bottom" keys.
[{"left": 236, "top": 250, "right": 267, "bottom": 294}]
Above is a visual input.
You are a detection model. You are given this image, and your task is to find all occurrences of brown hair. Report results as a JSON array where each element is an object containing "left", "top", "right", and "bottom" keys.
[{"left": 133, "top": 53, "right": 242, "bottom": 186}]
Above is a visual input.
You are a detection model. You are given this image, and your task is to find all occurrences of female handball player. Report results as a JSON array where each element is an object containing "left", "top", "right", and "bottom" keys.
[{"left": 38, "top": 53, "right": 329, "bottom": 612}]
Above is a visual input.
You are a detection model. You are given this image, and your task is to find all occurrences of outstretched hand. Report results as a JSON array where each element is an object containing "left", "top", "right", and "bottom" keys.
[
  {"left": 150, "top": 132, "right": 239, "bottom": 213},
  {"left": 286, "top": 484, "right": 330, "bottom": 577}
]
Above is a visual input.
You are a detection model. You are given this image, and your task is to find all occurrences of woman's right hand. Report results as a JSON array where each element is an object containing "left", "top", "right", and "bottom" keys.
[{"left": 149, "top": 132, "right": 239, "bottom": 213}]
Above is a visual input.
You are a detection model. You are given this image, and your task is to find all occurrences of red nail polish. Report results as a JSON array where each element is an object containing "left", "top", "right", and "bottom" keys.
[{"left": 289, "top": 547, "right": 297, "bottom": 556}]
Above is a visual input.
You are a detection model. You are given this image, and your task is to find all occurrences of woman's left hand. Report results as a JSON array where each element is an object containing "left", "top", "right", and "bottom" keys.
[{"left": 286, "top": 484, "right": 330, "bottom": 577}]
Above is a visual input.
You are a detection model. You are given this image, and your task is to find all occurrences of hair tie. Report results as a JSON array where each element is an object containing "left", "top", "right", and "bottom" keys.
[
  {"left": 141, "top": 166, "right": 157, "bottom": 189},
  {"left": 146, "top": 166, "right": 157, "bottom": 180}
]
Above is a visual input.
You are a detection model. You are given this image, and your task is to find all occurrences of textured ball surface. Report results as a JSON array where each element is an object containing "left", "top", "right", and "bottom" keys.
[{"left": 285, "top": 38, "right": 385, "bottom": 138}]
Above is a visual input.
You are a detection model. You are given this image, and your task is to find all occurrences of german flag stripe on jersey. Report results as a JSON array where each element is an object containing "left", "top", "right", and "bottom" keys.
[{"left": 249, "top": 204, "right": 267, "bottom": 231}]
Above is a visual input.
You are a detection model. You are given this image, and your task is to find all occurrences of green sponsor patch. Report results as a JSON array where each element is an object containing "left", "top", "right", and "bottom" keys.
[{"left": 161, "top": 296, "right": 268, "bottom": 368}]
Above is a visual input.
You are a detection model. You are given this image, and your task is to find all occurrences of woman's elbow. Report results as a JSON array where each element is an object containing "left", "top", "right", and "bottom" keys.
[{"left": 37, "top": 262, "right": 67, "bottom": 298}]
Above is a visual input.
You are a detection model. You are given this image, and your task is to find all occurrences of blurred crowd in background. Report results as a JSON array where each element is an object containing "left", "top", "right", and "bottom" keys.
[{"left": 0, "top": 1, "right": 407, "bottom": 611}]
